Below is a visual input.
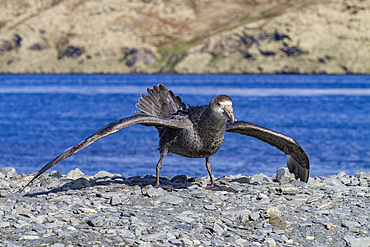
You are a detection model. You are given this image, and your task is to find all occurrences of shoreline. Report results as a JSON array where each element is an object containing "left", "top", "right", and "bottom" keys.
[{"left": 1, "top": 167, "right": 369, "bottom": 246}]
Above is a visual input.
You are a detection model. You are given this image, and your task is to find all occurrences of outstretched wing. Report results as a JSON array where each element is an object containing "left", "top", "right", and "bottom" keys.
[
  {"left": 226, "top": 121, "right": 309, "bottom": 182},
  {"left": 21, "top": 115, "right": 185, "bottom": 191}
]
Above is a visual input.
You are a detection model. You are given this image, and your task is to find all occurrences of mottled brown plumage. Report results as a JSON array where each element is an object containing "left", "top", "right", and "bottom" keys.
[{"left": 21, "top": 84, "right": 309, "bottom": 191}]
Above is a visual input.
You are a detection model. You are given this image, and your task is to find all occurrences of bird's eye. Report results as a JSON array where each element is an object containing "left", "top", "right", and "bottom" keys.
[{"left": 217, "top": 102, "right": 221, "bottom": 106}]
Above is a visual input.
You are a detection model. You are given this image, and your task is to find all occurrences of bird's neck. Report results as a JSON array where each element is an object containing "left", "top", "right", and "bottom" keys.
[{"left": 198, "top": 107, "right": 227, "bottom": 135}]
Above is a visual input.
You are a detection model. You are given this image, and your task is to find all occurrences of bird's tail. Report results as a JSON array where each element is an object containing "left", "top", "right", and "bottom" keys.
[{"left": 136, "top": 84, "right": 186, "bottom": 118}]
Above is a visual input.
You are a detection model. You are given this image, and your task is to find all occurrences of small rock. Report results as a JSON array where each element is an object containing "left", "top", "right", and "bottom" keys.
[
  {"left": 0, "top": 167, "right": 17, "bottom": 178},
  {"left": 257, "top": 192, "right": 268, "bottom": 199},
  {"left": 94, "top": 170, "right": 115, "bottom": 179},
  {"left": 171, "top": 175, "right": 188, "bottom": 183},
  {"left": 264, "top": 238, "right": 277, "bottom": 247},
  {"left": 138, "top": 242, "right": 151, "bottom": 247},
  {"left": 141, "top": 185, "right": 153, "bottom": 195},
  {"left": 355, "top": 172, "right": 370, "bottom": 180},
  {"left": 0, "top": 222, "right": 10, "bottom": 228},
  {"left": 280, "top": 184, "right": 299, "bottom": 195},
  {"left": 249, "top": 212, "right": 260, "bottom": 221},
  {"left": 350, "top": 177, "right": 360, "bottom": 186},
  {"left": 157, "top": 194, "right": 183, "bottom": 205},
  {"left": 110, "top": 196, "right": 122, "bottom": 206},
  {"left": 306, "top": 236, "right": 315, "bottom": 240},
  {"left": 339, "top": 176, "right": 351, "bottom": 185},
  {"left": 286, "top": 239, "right": 294, "bottom": 244},
  {"left": 66, "top": 168, "right": 85, "bottom": 179},
  {"left": 57, "top": 230, "right": 71, "bottom": 237},
  {"left": 176, "top": 215, "right": 195, "bottom": 224},
  {"left": 120, "top": 211, "right": 136, "bottom": 217},
  {"left": 166, "top": 232, "right": 176, "bottom": 240},
  {"left": 326, "top": 224, "right": 339, "bottom": 230},
  {"left": 204, "top": 204, "right": 217, "bottom": 210},
  {"left": 206, "top": 193, "right": 221, "bottom": 202},
  {"left": 344, "top": 235, "right": 370, "bottom": 247},
  {"left": 235, "top": 238, "right": 249, "bottom": 246},
  {"left": 179, "top": 237, "right": 193, "bottom": 246},
  {"left": 169, "top": 239, "right": 183, "bottom": 246},
  {"left": 21, "top": 235, "right": 40, "bottom": 240},
  {"left": 0, "top": 190, "right": 8, "bottom": 197},
  {"left": 249, "top": 173, "right": 271, "bottom": 184},
  {"left": 70, "top": 177, "right": 91, "bottom": 189},
  {"left": 276, "top": 167, "right": 293, "bottom": 183},
  {"left": 33, "top": 215, "right": 46, "bottom": 224},
  {"left": 232, "top": 176, "right": 250, "bottom": 183},
  {"left": 117, "top": 229, "right": 135, "bottom": 238},
  {"left": 337, "top": 171, "right": 347, "bottom": 177},
  {"left": 342, "top": 220, "right": 361, "bottom": 229},
  {"left": 213, "top": 222, "right": 224, "bottom": 235},
  {"left": 142, "top": 186, "right": 166, "bottom": 197},
  {"left": 148, "top": 188, "right": 166, "bottom": 197},
  {"left": 281, "top": 235, "right": 289, "bottom": 243},
  {"left": 141, "top": 232, "right": 167, "bottom": 241},
  {"left": 266, "top": 207, "right": 281, "bottom": 219},
  {"left": 87, "top": 215, "right": 105, "bottom": 227},
  {"left": 325, "top": 177, "right": 344, "bottom": 187},
  {"left": 50, "top": 171, "right": 63, "bottom": 178},
  {"left": 79, "top": 207, "right": 98, "bottom": 214},
  {"left": 51, "top": 244, "right": 65, "bottom": 247},
  {"left": 174, "top": 224, "right": 192, "bottom": 231},
  {"left": 318, "top": 200, "right": 335, "bottom": 209}
]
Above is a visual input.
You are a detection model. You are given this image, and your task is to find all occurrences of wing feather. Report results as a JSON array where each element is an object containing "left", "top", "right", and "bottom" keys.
[
  {"left": 226, "top": 121, "right": 309, "bottom": 182},
  {"left": 21, "top": 115, "right": 185, "bottom": 191}
]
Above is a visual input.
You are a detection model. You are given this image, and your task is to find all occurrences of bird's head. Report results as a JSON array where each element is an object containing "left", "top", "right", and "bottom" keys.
[{"left": 210, "top": 95, "right": 235, "bottom": 123}]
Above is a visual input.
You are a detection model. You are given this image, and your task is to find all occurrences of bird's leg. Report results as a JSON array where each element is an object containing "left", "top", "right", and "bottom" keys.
[
  {"left": 155, "top": 154, "right": 165, "bottom": 187},
  {"left": 205, "top": 157, "right": 216, "bottom": 186},
  {"left": 205, "top": 157, "right": 237, "bottom": 193}
]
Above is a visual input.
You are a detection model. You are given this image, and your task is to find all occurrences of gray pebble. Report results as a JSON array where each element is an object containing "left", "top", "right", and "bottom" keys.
[
  {"left": 51, "top": 244, "right": 65, "bottom": 247},
  {"left": 94, "top": 170, "right": 115, "bottom": 179},
  {"left": 174, "top": 224, "right": 192, "bottom": 231},
  {"left": 0, "top": 167, "right": 17, "bottom": 178},
  {"left": 249, "top": 211, "right": 260, "bottom": 221},
  {"left": 344, "top": 235, "right": 370, "bottom": 247},
  {"left": 276, "top": 167, "right": 293, "bottom": 183},
  {"left": 325, "top": 177, "right": 344, "bottom": 187},
  {"left": 342, "top": 220, "right": 361, "bottom": 229},
  {"left": 213, "top": 222, "right": 225, "bottom": 235},
  {"left": 117, "top": 229, "right": 135, "bottom": 238},
  {"left": 204, "top": 204, "right": 217, "bottom": 210},
  {"left": 70, "top": 177, "right": 91, "bottom": 189},
  {"left": 280, "top": 184, "right": 299, "bottom": 195},
  {"left": 110, "top": 195, "right": 122, "bottom": 206},
  {"left": 141, "top": 232, "right": 167, "bottom": 242},
  {"left": 143, "top": 186, "right": 166, "bottom": 197},
  {"left": 157, "top": 194, "right": 183, "bottom": 205},
  {"left": 87, "top": 215, "right": 105, "bottom": 227},
  {"left": 66, "top": 168, "right": 85, "bottom": 178},
  {"left": 169, "top": 239, "right": 183, "bottom": 246}
]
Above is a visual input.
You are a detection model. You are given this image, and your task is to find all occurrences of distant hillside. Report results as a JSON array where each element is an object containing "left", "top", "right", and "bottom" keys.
[{"left": 0, "top": 0, "right": 369, "bottom": 74}]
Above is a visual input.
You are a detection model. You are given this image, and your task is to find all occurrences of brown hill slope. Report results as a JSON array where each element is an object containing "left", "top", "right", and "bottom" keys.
[{"left": 0, "top": 0, "right": 369, "bottom": 74}]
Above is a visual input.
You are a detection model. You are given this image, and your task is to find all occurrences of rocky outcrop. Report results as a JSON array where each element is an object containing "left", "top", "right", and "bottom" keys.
[
  {"left": 0, "top": 0, "right": 369, "bottom": 74},
  {"left": 175, "top": 0, "right": 370, "bottom": 74}
]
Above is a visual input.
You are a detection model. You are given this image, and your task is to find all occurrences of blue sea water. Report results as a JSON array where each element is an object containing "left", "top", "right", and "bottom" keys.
[{"left": 0, "top": 74, "right": 369, "bottom": 179}]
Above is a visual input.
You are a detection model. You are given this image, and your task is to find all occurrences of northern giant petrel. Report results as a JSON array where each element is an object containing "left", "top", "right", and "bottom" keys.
[{"left": 22, "top": 84, "right": 309, "bottom": 191}]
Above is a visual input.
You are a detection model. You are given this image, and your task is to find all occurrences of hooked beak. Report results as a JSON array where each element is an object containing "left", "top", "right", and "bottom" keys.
[{"left": 223, "top": 105, "right": 235, "bottom": 123}]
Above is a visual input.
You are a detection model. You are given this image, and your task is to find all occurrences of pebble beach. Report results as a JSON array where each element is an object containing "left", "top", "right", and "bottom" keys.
[{"left": 0, "top": 167, "right": 369, "bottom": 247}]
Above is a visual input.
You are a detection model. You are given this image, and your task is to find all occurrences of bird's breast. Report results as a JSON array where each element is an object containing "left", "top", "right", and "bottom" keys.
[{"left": 160, "top": 126, "right": 225, "bottom": 158}]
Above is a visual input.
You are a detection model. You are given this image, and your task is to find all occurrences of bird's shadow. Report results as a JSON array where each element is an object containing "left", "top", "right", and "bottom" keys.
[{"left": 21, "top": 174, "right": 196, "bottom": 198}]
